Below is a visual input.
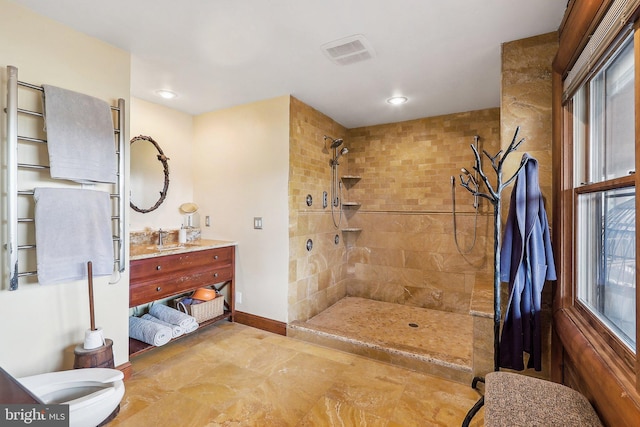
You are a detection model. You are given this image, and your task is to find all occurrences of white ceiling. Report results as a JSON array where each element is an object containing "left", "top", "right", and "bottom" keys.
[{"left": 10, "top": 0, "right": 567, "bottom": 128}]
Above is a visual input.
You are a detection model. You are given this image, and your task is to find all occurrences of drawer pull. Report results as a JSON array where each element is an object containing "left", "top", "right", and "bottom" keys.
[
  {"left": 156, "top": 287, "right": 162, "bottom": 291},
  {"left": 214, "top": 255, "right": 219, "bottom": 260},
  {"left": 213, "top": 273, "right": 219, "bottom": 278},
  {"left": 156, "top": 265, "right": 161, "bottom": 270}
]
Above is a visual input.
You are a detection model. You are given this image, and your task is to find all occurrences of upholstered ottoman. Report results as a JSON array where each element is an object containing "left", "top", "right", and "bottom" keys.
[{"left": 484, "top": 372, "right": 602, "bottom": 426}]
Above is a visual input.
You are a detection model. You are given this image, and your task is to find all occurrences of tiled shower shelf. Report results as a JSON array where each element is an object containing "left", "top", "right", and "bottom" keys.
[
  {"left": 341, "top": 228, "right": 362, "bottom": 232},
  {"left": 342, "top": 201, "right": 361, "bottom": 207},
  {"left": 341, "top": 175, "right": 361, "bottom": 180}
]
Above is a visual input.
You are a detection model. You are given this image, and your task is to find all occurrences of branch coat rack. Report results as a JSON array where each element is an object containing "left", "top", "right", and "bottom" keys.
[{"left": 460, "top": 127, "right": 529, "bottom": 426}]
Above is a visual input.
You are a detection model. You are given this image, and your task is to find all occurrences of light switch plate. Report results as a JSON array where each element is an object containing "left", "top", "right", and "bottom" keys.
[{"left": 254, "top": 217, "right": 263, "bottom": 229}]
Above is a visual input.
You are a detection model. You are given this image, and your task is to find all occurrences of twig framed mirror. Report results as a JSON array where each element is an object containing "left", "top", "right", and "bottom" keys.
[{"left": 130, "top": 135, "right": 170, "bottom": 213}]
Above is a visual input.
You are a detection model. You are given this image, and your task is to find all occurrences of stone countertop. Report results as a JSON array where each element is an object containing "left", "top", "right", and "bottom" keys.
[{"left": 130, "top": 239, "right": 237, "bottom": 260}]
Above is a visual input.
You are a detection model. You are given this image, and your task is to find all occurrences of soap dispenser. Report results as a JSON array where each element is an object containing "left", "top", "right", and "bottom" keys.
[{"left": 179, "top": 224, "right": 187, "bottom": 244}]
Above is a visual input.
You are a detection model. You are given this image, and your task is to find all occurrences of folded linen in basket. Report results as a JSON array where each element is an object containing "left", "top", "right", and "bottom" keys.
[
  {"left": 149, "top": 303, "right": 197, "bottom": 329},
  {"left": 129, "top": 316, "right": 172, "bottom": 347},
  {"left": 42, "top": 84, "right": 117, "bottom": 184},
  {"left": 34, "top": 187, "right": 114, "bottom": 286},
  {"left": 141, "top": 314, "right": 184, "bottom": 339}
]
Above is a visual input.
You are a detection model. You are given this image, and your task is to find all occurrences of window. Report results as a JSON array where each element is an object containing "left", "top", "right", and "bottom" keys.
[{"left": 571, "top": 33, "right": 636, "bottom": 355}]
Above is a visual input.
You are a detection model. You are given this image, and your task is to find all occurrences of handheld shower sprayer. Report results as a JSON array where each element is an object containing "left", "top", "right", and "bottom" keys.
[
  {"left": 324, "top": 135, "right": 349, "bottom": 228},
  {"left": 460, "top": 167, "right": 478, "bottom": 187},
  {"left": 459, "top": 135, "right": 481, "bottom": 209},
  {"left": 452, "top": 134, "right": 482, "bottom": 254}
]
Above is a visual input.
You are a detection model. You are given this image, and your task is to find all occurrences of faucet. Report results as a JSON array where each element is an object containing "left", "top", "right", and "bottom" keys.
[{"left": 158, "top": 228, "right": 166, "bottom": 246}]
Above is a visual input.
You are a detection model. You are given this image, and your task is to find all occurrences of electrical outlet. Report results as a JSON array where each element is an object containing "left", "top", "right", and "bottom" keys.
[
  {"left": 254, "top": 217, "right": 263, "bottom": 229},
  {"left": 236, "top": 291, "right": 242, "bottom": 304},
  {"left": 205, "top": 215, "right": 210, "bottom": 227}
]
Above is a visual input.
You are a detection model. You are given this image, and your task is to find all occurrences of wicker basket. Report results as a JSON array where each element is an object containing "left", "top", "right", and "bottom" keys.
[{"left": 174, "top": 294, "right": 224, "bottom": 323}]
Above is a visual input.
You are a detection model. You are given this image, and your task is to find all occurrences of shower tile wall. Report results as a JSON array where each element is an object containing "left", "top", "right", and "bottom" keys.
[
  {"left": 500, "top": 32, "right": 557, "bottom": 380},
  {"left": 501, "top": 32, "right": 557, "bottom": 218},
  {"left": 288, "top": 97, "right": 349, "bottom": 323},
  {"left": 344, "top": 109, "right": 500, "bottom": 314}
]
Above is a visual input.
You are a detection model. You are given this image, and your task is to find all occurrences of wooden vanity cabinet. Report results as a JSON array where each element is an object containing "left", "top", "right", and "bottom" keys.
[{"left": 129, "top": 244, "right": 235, "bottom": 356}]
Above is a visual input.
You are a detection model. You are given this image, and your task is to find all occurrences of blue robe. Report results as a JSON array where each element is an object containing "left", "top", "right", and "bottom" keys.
[{"left": 499, "top": 154, "right": 556, "bottom": 371}]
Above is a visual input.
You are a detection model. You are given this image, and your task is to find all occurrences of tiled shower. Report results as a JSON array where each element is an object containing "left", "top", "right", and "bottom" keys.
[
  {"left": 288, "top": 101, "right": 498, "bottom": 323},
  {"left": 288, "top": 32, "right": 557, "bottom": 382}
]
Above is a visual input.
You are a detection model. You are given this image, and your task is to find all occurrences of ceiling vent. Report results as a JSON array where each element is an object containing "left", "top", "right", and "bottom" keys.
[{"left": 321, "top": 34, "right": 376, "bottom": 66}]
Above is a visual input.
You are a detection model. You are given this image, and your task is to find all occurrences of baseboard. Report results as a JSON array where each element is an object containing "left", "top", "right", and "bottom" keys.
[
  {"left": 117, "top": 361, "right": 133, "bottom": 381},
  {"left": 235, "top": 311, "right": 286, "bottom": 336}
]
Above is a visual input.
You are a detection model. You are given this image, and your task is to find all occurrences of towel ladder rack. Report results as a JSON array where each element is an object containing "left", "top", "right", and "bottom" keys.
[{"left": 5, "top": 65, "right": 126, "bottom": 290}]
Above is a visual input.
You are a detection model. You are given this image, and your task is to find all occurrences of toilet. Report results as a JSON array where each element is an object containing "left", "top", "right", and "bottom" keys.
[{"left": 18, "top": 368, "right": 124, "bottom": 427}]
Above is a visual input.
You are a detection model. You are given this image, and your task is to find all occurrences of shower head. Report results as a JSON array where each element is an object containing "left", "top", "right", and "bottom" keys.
[{"left": 324, "top": 135, "right": 344, "bottom": 148}]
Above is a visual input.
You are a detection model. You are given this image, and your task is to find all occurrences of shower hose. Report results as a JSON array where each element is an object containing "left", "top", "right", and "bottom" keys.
[{"left": 451, "top": 176, "right": 478, "bottom": 254}]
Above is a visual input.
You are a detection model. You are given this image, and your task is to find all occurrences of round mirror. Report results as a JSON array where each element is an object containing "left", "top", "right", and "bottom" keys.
[{"left": 130, "top": 135, "right": 170, "bottom": 213}]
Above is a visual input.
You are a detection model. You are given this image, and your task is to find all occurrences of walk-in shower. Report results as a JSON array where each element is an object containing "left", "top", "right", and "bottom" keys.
[
  {"left": 452, "top": 135, "right": 481, "bottom": 254},
  {"left": 324, "top": 135, "right": 348, "bottom": 228}
]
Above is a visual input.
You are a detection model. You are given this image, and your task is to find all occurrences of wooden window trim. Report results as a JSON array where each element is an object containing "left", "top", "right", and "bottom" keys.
[
  {"left": 575, "top": 175, "right": 635, "bottom": 194},
  {"left": 554, "top": 308, "right": 640, "bottom": 425},
  {"left": 553, "top": 1, "right": 640, "bottom": 424}
]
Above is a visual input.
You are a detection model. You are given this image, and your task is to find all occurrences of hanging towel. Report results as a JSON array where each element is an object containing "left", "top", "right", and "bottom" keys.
[
  {"left": 149, "top": 303, "right": 196, "bottom": 329},
  {"left": 34, "top": 187, "right": 114, "bottom": 286},
  {"left": 141, "top": 314, "right": 184, "bottom": 339},
  {"left": 499, "top": 154, "right": 556, "bottom": 371},
  {"left": 129, "top": 316, "right": 172, "bottom": 347},
  {"left": 42, "top": 84, "right": 117, "bottom": 184}
]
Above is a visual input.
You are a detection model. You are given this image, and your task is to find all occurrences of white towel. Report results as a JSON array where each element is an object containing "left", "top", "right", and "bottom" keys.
[
  {"left": 34, "top": 187, "right": 113, "bottom": 286},
  {"left": 184, "top": 321, "right": 199, "bottom": 334},
  {"left": 129, "top": 316, "right": 172, "bottom": 347},
  {"left": 149, "top": 303, "right": 196, "bottom": 329},
  {"left": 141, "top": 314, "right": 184, "bottom": 339},
  {"left": 42, "top": 84, "right": 117, "bottom": 184}
]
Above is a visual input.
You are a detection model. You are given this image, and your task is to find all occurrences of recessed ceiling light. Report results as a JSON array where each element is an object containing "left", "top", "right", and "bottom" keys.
[
  {"left": 155, "top": 90, "right": 177, "bottom": 99},
  {"left": 387, "top": 96, "right": 408, "bottom": 105}
]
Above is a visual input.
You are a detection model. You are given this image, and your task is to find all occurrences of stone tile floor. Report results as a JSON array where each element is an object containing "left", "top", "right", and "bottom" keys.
[{"left": 109, "top": 322, "right": 484, "bottom": 426}]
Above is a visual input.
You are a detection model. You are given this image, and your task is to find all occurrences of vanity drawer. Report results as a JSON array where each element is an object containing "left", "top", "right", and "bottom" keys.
[
  {"left": 130, "top": 265, "right": 233, "bottom": 307},
  {"left": 130, "top": 246, "right": 233, "bottom": 283}
]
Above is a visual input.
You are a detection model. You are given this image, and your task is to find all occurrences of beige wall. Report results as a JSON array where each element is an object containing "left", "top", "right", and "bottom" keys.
[
  {"left": 130, "top": 97, "right": 195, "bottom": 232},
  {"left": 193, "top": 96, "right": 290, "bottom": 322},
  {"left": 288, "top": 97, "right": 348, "bottom": 322},
  {"left": 0, "top": 0, "right": 131, "bottom": 376}
]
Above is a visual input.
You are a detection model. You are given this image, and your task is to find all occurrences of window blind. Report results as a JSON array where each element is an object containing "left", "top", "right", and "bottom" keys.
[{"left": 563, "top": 0, "right": 640, "bottom": 101}]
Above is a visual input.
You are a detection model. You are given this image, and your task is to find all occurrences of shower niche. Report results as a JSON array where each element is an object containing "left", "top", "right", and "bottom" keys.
[{"left": 340, "top": 175, "right": 362, "bottom": 234}]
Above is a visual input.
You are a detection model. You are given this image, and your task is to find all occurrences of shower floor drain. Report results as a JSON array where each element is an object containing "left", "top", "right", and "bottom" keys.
[{"left": 408, "top": 323, "right": 419, "bottom": 328}]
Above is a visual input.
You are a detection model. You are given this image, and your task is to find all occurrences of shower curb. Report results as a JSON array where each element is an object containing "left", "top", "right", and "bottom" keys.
[{"left": 288, "top": 321, "right": 473, "bottom": 385}]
